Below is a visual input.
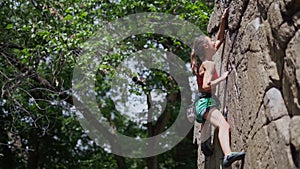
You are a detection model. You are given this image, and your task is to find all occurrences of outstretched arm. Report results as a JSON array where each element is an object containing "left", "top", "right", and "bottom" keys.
[
  {"left": 202, "top": 61, "right": 229, "bottom": 91},
  {"left": 215, "top": 8, "right": 229, "bottom": 50},
  {"left": 208, "top": 71, "right": 229, "bottom": 86}
]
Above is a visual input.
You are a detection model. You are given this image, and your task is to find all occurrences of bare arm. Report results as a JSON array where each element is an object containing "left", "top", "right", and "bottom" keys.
[
  {"left": 202, "top": 61, "right": 229, "bottom": 91},
  {"left": 202, "top": 61, "right": 215, "bottom": 91},
  {"left": 215, "top": 8, "right": 229, "bottom": 50},
  {"left": 208, "top": 71, "right": 229, "bottom": 86}
]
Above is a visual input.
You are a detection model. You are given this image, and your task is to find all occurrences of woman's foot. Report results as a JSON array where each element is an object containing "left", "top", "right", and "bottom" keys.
[{"left": 223, "top": 151, "right": 245, "bottom": 167}]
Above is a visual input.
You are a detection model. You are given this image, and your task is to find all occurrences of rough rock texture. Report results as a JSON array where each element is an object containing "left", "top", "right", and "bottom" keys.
[{"left": 197, "top": 0, "right": 300, "bottom": 168}]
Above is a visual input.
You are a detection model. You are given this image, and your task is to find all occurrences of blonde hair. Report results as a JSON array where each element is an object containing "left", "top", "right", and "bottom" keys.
[{"left": 190, "top": 35, "right": 208, "bottom": 73}]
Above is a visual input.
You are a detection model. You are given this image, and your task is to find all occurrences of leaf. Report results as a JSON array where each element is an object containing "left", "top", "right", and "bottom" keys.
[
  {"left": 5, "top": 24, "right": 13, "bottom": 29},
  {"left": 64, "top": 14, "right": 73, "bottom": 21}
]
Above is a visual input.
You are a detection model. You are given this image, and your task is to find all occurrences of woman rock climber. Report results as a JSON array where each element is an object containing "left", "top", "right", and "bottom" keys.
[{"left": 190, "top": 8, "right": 245, "bottom": 167}]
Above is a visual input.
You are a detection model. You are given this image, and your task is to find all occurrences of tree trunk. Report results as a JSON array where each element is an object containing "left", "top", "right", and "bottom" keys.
[
  {"left": 114, "top": 154, "right": 127, "bottom": 169},
  {"left": 27, "top": 130, "right": 39, "bottom": 169},
  {"left": 0, "top": 129, "right": 15, "bottom": 169},
  {"left": 146, "top": 156, "right": 158, "bottom": 169},
  {"left": 146, "top": 93, "right": 158, "bottom": 169}
]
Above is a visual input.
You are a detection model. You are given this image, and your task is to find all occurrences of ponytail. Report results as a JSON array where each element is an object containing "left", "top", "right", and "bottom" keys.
[
  {"left": 191, "top": 35, "right": 207, "bottom": 74},
  {"left": 190, "top": 49, "right": 197, "bottom": 74}
]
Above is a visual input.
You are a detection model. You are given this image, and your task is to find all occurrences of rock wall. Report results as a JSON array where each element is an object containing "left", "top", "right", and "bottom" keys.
[{"left": 197, "top": 0, "right": 300, "bottom": 168}]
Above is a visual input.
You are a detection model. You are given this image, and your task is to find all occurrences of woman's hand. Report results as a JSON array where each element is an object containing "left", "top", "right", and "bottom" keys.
[
  {"left": 215, "top": 8, "right": 229, "bottom": 49},
  {"left": 222, "top": 8, "right": 229, "bottom": 20},
  {"left": 220, "top": 71, "right": 229, "bottom": 80},
  {"left": 206, "top": 70, "right": 229, "bottom": 87}
]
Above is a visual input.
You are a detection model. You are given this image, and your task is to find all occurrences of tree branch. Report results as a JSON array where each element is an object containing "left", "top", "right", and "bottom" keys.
[
  {"left": 0, "top": 42, "right": 24, "bottom": 51},
  {"left": 1, "top": 43, "right": 128, "bottom": 169},
  {"left": 1, "top": 51, "right": 55, "bottom": 90}
]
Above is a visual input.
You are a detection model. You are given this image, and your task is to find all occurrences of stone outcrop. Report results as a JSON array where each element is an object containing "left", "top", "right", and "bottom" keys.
[{"left": 197, "top": 0, "right": 300, "bottom": 168}]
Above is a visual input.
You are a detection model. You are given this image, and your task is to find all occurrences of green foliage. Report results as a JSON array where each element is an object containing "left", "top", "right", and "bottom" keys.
[{"left": 0, "top": 0, "right": 213, "bottom": 168}]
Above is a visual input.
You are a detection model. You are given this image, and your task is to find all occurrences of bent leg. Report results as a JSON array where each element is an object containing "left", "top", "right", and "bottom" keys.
[{"left": 203, "top": 108, "right": 231, "bottom": 156}]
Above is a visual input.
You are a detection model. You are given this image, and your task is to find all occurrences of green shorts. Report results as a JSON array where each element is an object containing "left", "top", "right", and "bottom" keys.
[{"left": 194, "top": 97, "right": 218, "bottom": 123}]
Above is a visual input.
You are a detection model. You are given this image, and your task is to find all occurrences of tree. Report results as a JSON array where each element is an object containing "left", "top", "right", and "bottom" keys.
[{"left": 0, "top": 0, "right": 212, "bottom": 168}]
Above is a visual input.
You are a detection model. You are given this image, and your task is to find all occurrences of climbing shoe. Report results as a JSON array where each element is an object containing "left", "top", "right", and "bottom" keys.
[{"left": 223, "top": 152, "right": 245, "bottom": 167}]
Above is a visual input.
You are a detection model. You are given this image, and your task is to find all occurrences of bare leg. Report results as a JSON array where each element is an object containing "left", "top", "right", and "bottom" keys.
[{"left": 203, "top": 107, "right": 231, "bottom": 156}]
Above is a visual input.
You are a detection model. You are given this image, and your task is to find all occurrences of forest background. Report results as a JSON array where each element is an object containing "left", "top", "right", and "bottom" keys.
[{"left": 0, "top": 0, "right": 214, "bottom": 168}]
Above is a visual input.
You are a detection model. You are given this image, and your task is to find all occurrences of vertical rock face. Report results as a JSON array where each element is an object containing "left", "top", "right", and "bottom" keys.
[{"left": 198, "top": 0, "right": 300, "bottom": 168}]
